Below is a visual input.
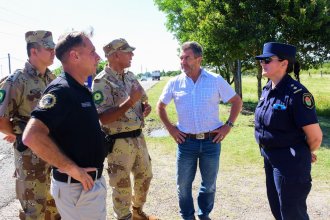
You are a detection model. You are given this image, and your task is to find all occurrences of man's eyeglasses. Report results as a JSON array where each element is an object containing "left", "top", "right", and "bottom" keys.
[{"left": 259, "top": 57, "right": 283, "bottom": 64}]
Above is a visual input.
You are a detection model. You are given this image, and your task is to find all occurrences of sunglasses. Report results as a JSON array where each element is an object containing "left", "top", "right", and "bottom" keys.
[{"left": 259, "top": 57, "right": 283, "bottom": 64}]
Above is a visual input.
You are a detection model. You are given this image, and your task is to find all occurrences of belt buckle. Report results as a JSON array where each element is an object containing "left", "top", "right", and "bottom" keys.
[{"left": 196, "top": 133, "right": 205, "bottom": 139}]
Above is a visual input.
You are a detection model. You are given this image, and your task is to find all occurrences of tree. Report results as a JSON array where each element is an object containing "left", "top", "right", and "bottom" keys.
[
  {"left": 52, "top": 66, "right": 63, "bottom": 77},
  {"left": 154, "top": 0, "right": 330, "bottom": 98},
  {"left": 96, "top": 60, "right": 107, "bottom": 74},
  {"left": 52, "top": 60, "right": 107, "bottom": 77}
]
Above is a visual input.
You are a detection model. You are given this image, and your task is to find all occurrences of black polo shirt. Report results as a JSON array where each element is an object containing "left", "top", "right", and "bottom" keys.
[
  {"left": 254, "top": 74, "right": 318, "bottom": 148},
  {"left": 31, "top": 72, "right": 105, "bottom": 169}
]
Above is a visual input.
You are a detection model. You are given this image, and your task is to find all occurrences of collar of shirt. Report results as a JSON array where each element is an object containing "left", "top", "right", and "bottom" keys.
[
  {"left": 274, "top": 74, "right": 291, "bottom": 91},
  {"left": 182, "top": 68, "right": 207, "bottom": 82},
  {"left": 60, "top": 72, "right": 91, "bottom": 93},
  {"left": 24, "top": 61, "right": 51, "bottom": 78},
  {"left": 267, "top": 74, "right": 292, "bottom": 96},
  {"left": 104, "top": 65, "right": 128, "bottom": 81}
]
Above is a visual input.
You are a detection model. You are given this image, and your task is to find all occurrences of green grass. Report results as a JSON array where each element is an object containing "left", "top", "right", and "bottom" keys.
[
  {"left": 144, "top": 74, "right": 330, "bottom": 181},
  {"left": 241, "top": 73, "right": 330, "bottom": 117}
]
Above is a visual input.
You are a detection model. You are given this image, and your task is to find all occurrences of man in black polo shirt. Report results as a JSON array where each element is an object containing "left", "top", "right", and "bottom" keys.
[{"left": 22, "top": 31, "right": 106, "bottom": 220}]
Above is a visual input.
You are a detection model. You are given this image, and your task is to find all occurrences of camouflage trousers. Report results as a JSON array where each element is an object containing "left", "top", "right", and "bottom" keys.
[
  {"left": 107, "top": 134, "right": 153, "bottom": 220},
  {"left": 14, "top": 145, "right": 60, "bottom": 220}
]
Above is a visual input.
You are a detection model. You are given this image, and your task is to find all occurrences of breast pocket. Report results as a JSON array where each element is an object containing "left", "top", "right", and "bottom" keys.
[
  {"left": 267, "top": 108, "right": 290, "bottom": 129},
  {"left": 173, "top": 91, "right": 189, "bottom": 104},
  {"left": 111, "top": 87, "right": 127, "bottom": 105}
]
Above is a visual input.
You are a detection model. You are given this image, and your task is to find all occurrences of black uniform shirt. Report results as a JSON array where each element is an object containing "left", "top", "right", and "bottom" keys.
[
  {"left": 31, "top": 72, "right": 105, "bottom": 168},
  {"left": 254, "top": 74, "right": 318, "bottom": 148}
]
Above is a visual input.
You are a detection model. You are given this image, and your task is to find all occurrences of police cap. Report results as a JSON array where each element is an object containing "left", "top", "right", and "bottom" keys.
[{"left": 255, "top": 42, "right": 296, "bottom": 61}]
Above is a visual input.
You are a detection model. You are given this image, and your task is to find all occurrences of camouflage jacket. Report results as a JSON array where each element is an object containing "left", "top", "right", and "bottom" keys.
[
  {"left": 0, "top": 61, "right": 55, "bottom": 134},
  {"left": 92, "top": 66, "right": 148, "bottom": 135}
]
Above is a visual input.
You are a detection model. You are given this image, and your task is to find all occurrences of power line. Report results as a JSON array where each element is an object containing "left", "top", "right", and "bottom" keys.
[
  {"left": 0, "top": 31, "right": 21, "bottom": 38},
  {"left": 0, "top": 6, "right": 39, "bottom": 22},
  {"left": 11, "top": 56, "right": 25, "bottom": 62},
  {"left": 0, "top": 18, "right": 26, "bottom": 28}
]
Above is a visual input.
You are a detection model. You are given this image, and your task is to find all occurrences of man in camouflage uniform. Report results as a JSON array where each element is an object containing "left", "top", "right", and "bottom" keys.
[
  {"left": 92, "top": 38, "right": 159, "bottom": 220},
  {"left": 0, "top": 30, "right": 60, "bottom": 220}
]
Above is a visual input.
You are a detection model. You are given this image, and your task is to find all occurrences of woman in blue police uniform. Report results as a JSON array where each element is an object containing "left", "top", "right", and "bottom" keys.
[{"left": 254, "top": 42, "right": 323, "bottom": 220}]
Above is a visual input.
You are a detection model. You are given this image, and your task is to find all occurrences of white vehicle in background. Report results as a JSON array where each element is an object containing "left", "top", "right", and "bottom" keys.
[
  {"left": 140, "top": 75, "right": 148, "bottom": 81},
  {"left": 151, "top": 70, "right": 161, "bottom": 81}
]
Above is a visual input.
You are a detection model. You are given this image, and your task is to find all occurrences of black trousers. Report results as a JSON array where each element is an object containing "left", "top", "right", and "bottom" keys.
[{"left": 262, "top": 146, "right": 312, "bottom": 220}]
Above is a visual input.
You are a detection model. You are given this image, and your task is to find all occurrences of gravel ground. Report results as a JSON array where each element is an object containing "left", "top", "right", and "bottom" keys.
[{"left": 132, "top": 144, "right": 330, "bottom": 220}]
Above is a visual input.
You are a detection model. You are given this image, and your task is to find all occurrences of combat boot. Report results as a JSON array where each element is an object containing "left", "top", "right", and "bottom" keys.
[{"left": 132, "top": 206, "right": 160, "bottom": 220}]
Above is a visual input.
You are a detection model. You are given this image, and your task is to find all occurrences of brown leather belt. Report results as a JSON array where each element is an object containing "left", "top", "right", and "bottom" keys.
[{"left": 186, "top": 132, "right": 217, "bottom": 140}]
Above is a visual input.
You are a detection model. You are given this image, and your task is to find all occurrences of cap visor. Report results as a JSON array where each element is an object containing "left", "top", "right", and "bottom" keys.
[
  {"left": 44, "top": 42, "right": 56, "bottom": 49},
  {"left": 122, "top": 46, "right": 135, "bottom": 52},
  {"left": 255, "top": 53, "right": 276, "bottom": 60}
]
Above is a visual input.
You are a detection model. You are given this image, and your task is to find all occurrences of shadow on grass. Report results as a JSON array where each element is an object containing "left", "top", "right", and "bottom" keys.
[
  {"left": 241, "top": 100, "right": 258, "bottom": 115},
  {"left": 317, "top": 108, "right": 330, "bottom": 117}
]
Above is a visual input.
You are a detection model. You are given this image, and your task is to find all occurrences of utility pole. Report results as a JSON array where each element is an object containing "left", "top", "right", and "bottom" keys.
[{"left": 8, "top": 53, "right": 11, "bottom": 74}]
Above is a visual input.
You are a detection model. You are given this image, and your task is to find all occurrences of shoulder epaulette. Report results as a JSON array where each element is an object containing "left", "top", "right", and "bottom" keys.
[
  {"left": 6, "top": 69, "right": 23, "bottom": 83},
  {"left": 289, "top": 83, "right": 303, "bottom": 94}
]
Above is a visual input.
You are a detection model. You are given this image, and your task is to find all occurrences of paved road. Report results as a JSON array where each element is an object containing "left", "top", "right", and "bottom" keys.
[{"left": 0, "top": 79, "right": 158, "bottom": 219}]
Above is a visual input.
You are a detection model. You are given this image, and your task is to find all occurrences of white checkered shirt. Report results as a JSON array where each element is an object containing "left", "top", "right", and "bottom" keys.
[{"left": 159, "top": 69, "right": 236, "bottom": 134}]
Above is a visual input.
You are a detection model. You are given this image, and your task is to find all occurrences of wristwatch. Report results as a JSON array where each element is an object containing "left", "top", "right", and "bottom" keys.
[{"left": 225, "top": 120, "right": 234, "bottom": 128}]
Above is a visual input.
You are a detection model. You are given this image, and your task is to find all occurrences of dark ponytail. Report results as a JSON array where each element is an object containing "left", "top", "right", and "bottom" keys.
[
  {"left": 286, "top": 60, "right": 300, "bottom": 82},
  {"left": 293, "top": 61, "right": 300, "bottom": 82}
]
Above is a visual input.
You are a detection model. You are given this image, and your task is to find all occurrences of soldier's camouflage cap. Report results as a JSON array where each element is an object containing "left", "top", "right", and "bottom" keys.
[
  {"left": 25, "top": 30, "right": 55, "bottom": 49},
  {"left": 103, "top": 38, "right": 135, "bottom": 57}
]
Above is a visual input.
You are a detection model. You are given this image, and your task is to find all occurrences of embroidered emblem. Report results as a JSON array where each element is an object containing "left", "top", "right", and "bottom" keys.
[
  {"left": 39, "top": 93, "right": 56, "bottom": 109},
  {"left": 93, "top": 91, "right": 104, "bottom": 104},
  {"left": 302, "top": 93, "right": 314, "bottom": 109},
  {"left": 0, "top": 90, "right": 6, "bottom": 104}
]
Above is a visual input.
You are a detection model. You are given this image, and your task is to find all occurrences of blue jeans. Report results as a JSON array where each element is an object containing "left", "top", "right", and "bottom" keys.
[{"left": 176, "top": 137, "right": 221, "bottom": 220}]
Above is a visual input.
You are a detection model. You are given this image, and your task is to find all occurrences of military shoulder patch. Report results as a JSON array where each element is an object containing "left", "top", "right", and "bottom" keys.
[
  {"left": 92, "top": 91, "right": 104, "bottom": 104},
  {"left": 38, "top": 93, "right": 57, "bottom": 109},
  {"left": 302, "top": 93, "right": 315, "bottom": 109},
  {"left": 0, "top": 90, "right": 6, "bottom": 104}
]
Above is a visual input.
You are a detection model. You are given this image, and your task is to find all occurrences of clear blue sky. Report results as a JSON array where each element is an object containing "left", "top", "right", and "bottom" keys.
[{"left": 0, "top": 0, "right": 181, "bottom": 78}]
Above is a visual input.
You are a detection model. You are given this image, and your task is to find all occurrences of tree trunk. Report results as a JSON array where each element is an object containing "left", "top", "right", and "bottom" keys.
[
  {"left": 234, "top": 60, "right": 242, "bottom": 98},
  {"left": 257, "top": 63, "right": 262, "bottom": 99}
]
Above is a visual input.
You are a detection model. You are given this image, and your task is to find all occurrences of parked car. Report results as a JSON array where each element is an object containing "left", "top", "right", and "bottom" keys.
[{"left": 140, "top": 75, "right": 147, "bottom": 81}]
